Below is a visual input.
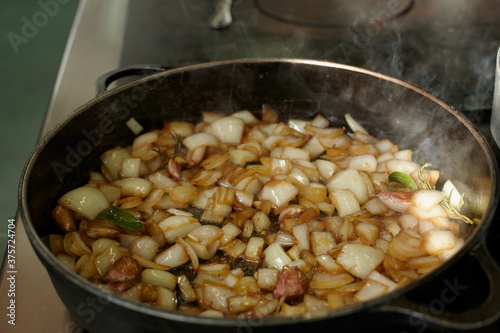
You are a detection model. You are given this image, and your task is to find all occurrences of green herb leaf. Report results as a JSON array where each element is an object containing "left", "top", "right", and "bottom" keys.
[
  {"left": 417, "top": 163, "right": 476, "bottom": 224},
  {"left": 387, "top": 171, "right": 418, "bottom": 192},
  {"left": 97, "top": 206, "right": 144, "bottom": 230}
]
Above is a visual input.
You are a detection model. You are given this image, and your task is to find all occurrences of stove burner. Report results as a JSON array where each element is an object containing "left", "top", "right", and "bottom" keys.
[{"left": 254, "top": 0, "right": 414, "bottom": 28}]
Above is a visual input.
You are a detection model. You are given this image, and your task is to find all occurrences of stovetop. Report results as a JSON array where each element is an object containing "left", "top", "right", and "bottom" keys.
[
  {"left": 120, "top": 0, "right": 500, "bottom": 112},
  {"left": 2, "top": 1, "right": 500, "bottom": 332}
]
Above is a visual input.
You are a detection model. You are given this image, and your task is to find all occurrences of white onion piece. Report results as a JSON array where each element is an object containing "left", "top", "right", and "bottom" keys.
[
  {"left": 232, "top": 110, "right": 259, "bottom": 125},
  {"left": 187, "top": 225, "right": 223, "bottom": 246},
  {"left": 348, "top": 154, "right": 377, "bottom": 172},
  {"left": 234, "top": 190, "right": 253, "bottom": 207},
  {"left": 374, "top": 139, "right": 396, "bottom": 154},
  {"left": 310, "top": 272, "right": 354, "bottom": 289},
  {"left": 149, "top": 172, "right": 178, "bottom": 191},
  {"left": 175, "top": 236, "right": 199, "bottom": 271},
  {"left": 273, "top": 230, "right": 295, "bottom": 248},
  {"left": 302, "top": 136, "right": 326, "bottom": 159},
  {"left": 423, "top": 229, "right": 456, "bottom": 255},
  {"left": 281, "top": 146, "right": 310, "bottom": 161},
  {"left": 366, "top": 270, "right": 398, "bottom": 292},
  {"left": 315, "top": 254, "right": 344, "bottom": 275},
  {"left": 385, "top": 159, "right": 421, "bottom": 175},
  {"left": 345, "top": 113, "right": 368, "bottom": 134},
  {"left": 410, "top": 189, "right": 446, "bottom": 212},
  {"left": 310, "top": 231, "right": 336, "bottom": 255},
  {"left": 163, "top": 222, "right": 201, "bottom": 244},
  {"left": 263, "top": 243, "right": 292, "bottom": 270},
  {"left": 210, "top": 116, "right": 245, "bottom": 145},
  {"left": 257, "top": 268, "right": 279, "bottom": 291},
  {"left": 100, "top": 147, "right": 130, "bottom": 180},
  {"left": 125, "top": 117, "right": 143, "bottom": 134},
  {"left": 329, "top": 189, "right": 361, "bottom": 217},
  {"left": 259, "top": 180, "right": 298, "bottom": 208},
  {"left": 355, "top": 280, "right": 388, "bottom": 302},
  {"left": 58, "top": 186, "right": 110, "bottom": 220},
  {"left": 311, "top": 114, "right": 329, "bottom": 128},
  {"left": 191, "top": 187, "right": 218, "bottom": 209},
  {"left": 154, "top": 243, "right": 189, "bottom": 268},
  {"left": 438, "top": 238, "right": 464, "bottom": 261},
  {"left": 252, "top": 211, "right": 271, "bottom": 233},
  {"left": 316, "top": 159, "right": 337, "bottom": 180},
  {"left": 119, "top": 157, "right": 141, "bottom": 178},
  {"left": 292, "top": 223, "right": 310, "bottom": 253},
  {"left": 244, "top": 237, "right": 266, "bottom": 263},
  {"left": 113, "top": 178, "right": 153, "bottom": 198},
  {"left": 203, "top": 283, "right": 235, "bottom": 313},
  {"left": 220, "top": 223, "right": 241, "bottom": 246},
  {"left": 158, "top": 215, "right": 198, "bottom": 232},
  {"left": 337, "top": 243, "right": 385, "bottom": 279},
  {"left": 442, "top": 180, "right": 463, "bottom": 210},
  {"left": 287, "top": 167, "right": 310, "bottom": 187},
  {"left": 288, "top": 119, "right": 309, "bottom": 133},
  {"left": 155, "top": 286, "right": 177, "bottom": 310},
  {"left": 129, "top": 236, "right": 160, "bottom": 261},
  {"left": 141, "top": 269, "right": 177, "bottom": 289},
  {"left": 326, "top": 168, "right": 369, "bottom": 204},
  {"left": 94, "top": 242, "right": 122, "bottom": 276},
  {"left": 393, "top": 149, "right": 412, "bottom": 161},
  {"left": 362, "top": 197, "right": 388, "bottom": 215},
  {"left": 183, "top": 132, "right": 220, "bottom": 151},
  {"left": 407, "top": 204, "right": 448, "bottom": 220}
]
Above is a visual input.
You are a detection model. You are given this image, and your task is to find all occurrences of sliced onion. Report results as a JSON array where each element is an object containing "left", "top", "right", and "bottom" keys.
[
  {"left": 355, "top": 280, "right": 388, "bottom": 302},
  {"left": 345, "top": 113, "right": 368, "bottom": 134},
  {"left": 210, "top": 116, "right": 245, "bottom": 146},
  {"left": 326, "top": 168, "right": 369, "bottom": 204},
  {"left": 310, "top": 272, "right": 355, "bottom": 289},
  {"left": 423, "top": 229, "right": 456, "bottom": 255},
  {"left": 337, "top": 243, "right": 385, "bottom": 279},
  {"left": 410, "top": 189, "right": 446, "bottom": 213},
  {"left": 329, "top": 189, "right": 361, "bottom": 217},
  {"left": 348, "top": 154, "right": 377, "bottom": 172},
  {"left": 183, "top": 132, "right": 220, "bottom": 151},
  {"left": 142, "top": 269, "right": 177, "bottom": 290},
  {"left": 303, "top": 136, "right": 326, "bottom": 159},
  {"left": 154, "top": 243, "right": 189, "bottom": 268},
  {"left": 441, "top": 180, "right": 463, "bottom": 210},
  {"left": 130, "top": 236, "right": 160, "bottom": 261},
  {"left": 58, "top": 186, "right": 110, "bottom": 220},
  {"left": 263, "top": 243, "right": 292, "bottom": 270},
  {"left": 113, "top": 178, "right": 153, "bottom": 198},
  {"left": 244, "top": 237, "right": 266, "bottom": 263},
  {"left": 100, "top": 147, "right": 130, "bottom": 180},
  {"left": 259, "top": 180, "right": 299, "bottom": 208},
  {"left": 175, "top": 236, "right": 199, "bottom": 271}
]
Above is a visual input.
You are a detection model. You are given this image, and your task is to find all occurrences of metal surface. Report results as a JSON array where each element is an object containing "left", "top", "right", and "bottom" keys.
[
  {"left": 492, "top": 48, "right": 500, "bottom": 147},
  {"left": 120, "top": 0, "right": 500, "bottom": 111}
]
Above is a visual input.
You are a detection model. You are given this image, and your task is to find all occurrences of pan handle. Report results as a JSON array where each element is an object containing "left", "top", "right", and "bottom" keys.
[
  {"left": 377, "top": 241, "right": 500, "bottom": 330},
  {"left": 95, "top": 64, "right": 168, "bottom": 97}
]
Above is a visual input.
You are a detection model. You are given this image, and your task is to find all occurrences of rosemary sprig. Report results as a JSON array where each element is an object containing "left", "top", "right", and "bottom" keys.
[
  {"left": 150, "top": 145, "right": 169, "bottom": 170},
  {"left": 172, "top": 130, "right": 183, "bottom": 155},
  {"left": 148, "top": 130, "right": 184, "bottom": 172},
  {"left": 416, "top": 163, "right": 476, "bottom": 224}
]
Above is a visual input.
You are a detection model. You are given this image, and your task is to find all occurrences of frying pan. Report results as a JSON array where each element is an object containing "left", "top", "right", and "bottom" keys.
[{"left": 19, "top": 59, "right": 500, "bottom": 332}]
